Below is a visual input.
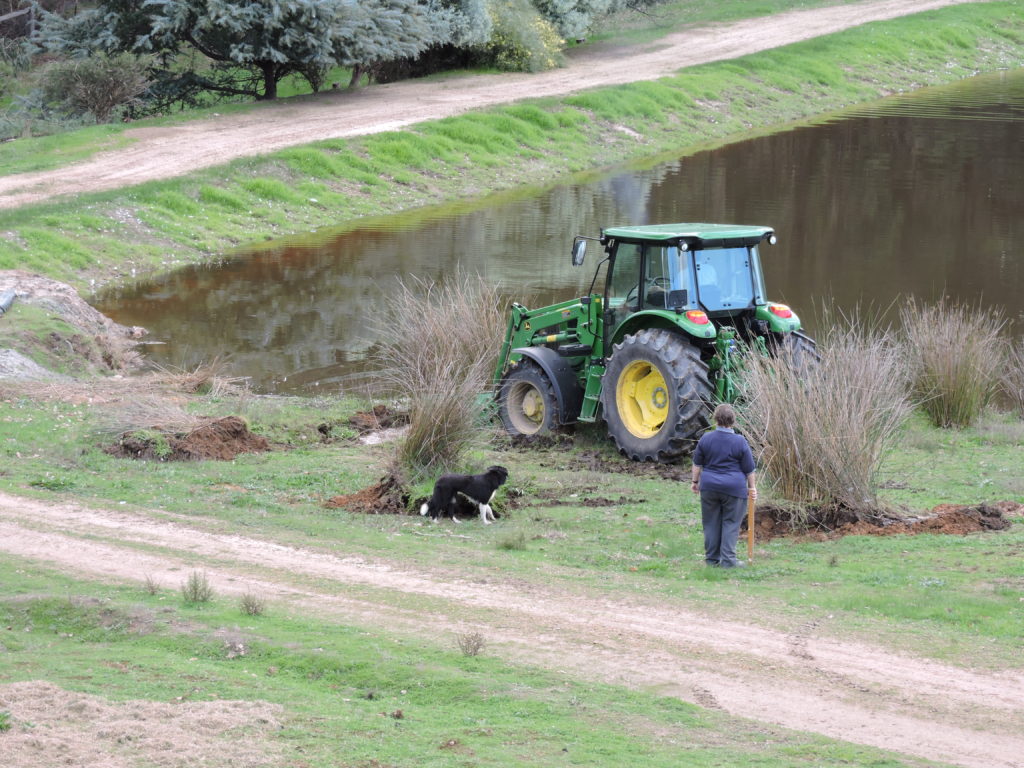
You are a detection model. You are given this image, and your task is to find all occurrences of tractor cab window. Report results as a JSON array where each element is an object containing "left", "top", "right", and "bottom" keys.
[
  {"left": 695, "top": 246, "right": 758, "bottom": 313},
  {"left": 607, "top": 242, "right": 642, "bottom": 331},
  {"left": 643, "top": 245, "right": 691, "bottom": 309}
]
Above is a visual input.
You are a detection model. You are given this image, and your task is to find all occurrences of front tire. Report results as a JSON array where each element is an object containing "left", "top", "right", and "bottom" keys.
[
  {"left": 499, "top": 362, "right": 560, "bottom": 436},
  {"left": 601, "top": 329, "right": 712, "bottom": 461}
]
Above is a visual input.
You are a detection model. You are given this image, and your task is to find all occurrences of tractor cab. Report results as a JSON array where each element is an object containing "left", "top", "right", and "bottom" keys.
[{"left": 592, "top": 223, "right": 785, "bottom": 348}]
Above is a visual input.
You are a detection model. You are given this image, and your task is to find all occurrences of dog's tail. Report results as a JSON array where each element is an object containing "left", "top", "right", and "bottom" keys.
[{"left": 419, "top": 502, "right": 429, "bottom": 516}]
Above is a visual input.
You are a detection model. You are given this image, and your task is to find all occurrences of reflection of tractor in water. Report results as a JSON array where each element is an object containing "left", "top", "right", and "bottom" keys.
[{"left": 493, "top": 223, "right": 816, "bottom": 461}]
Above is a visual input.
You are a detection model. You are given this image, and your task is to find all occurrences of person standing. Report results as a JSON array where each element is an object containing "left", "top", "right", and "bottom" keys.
[{"left": 690, "top": 404, "right": 757, "bottom": 568}]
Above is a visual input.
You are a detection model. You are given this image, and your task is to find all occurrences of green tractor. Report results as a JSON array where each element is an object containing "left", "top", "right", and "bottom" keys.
[{"left": 493, "top": 222, "right": 817, "bottom": 461}]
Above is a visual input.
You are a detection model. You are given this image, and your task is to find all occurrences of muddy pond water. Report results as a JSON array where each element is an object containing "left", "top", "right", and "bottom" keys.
[{"left": 96, "top": 69, "right": 1024, "bottom": 394}]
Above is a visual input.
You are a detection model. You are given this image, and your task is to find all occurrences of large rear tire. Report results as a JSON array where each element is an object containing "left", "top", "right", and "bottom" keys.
[
  {"left": 781, "top": 331, "right": 820, "bottom": 377},
  {"left": 601, "top": 329, "right": 712, "bottom": 461},
  {"left": 499, "top": 362, "right": 560, "bottom": 436}
]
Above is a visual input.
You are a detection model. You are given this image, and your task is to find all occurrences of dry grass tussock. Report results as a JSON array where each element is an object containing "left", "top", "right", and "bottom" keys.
[
  {"left": 148, "top": 357, "right": 249, "bottom": 396},
  {"left": 371, "top": 273, "right": 507, "bottom": 478},
  {"left": 1, "top": 361, "right": 248, "bottom": 406},
  {"left": 1001, "top": 336, "right": 1024, "bottom": 419},
  {"left": 900, "top": 298, "right": 1005, "bottom": 428},
  {"left": 737, "top": 317, "right": 914, "bottom": 516},
  {"left": 92, "top": 393, "right": 207, "bottom": 437}
]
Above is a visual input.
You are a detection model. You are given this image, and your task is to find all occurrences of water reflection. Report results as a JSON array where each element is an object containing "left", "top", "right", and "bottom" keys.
[{"left": 95, "top": 69, "right": 1024, "bottom": 393}]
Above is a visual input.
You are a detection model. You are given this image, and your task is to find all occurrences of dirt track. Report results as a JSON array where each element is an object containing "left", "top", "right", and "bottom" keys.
[
  {"left": 2, "top": 490, "right": 1022, "bottom": 768},
  {"left": 0, "top": 0, "right": 979, "bottom": 210}
]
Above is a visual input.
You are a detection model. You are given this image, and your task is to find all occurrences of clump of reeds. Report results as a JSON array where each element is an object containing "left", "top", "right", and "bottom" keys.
[
  {"left": 371, "top": 273, "right": 507, "bottom": 478},
  {"left": 737, "top": 317, "right": 914, "bottom": 514},
  {"left": 900, "top": 298, "right": 1005, "bottom": 428},
  {"left": 1001, "top": 337, "right": 1024, "bottom": 419}
]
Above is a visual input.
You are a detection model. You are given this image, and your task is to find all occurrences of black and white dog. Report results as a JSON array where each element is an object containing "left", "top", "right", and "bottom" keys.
[{"left": 419, "top": 465, "right": 509, "bottom": 524}]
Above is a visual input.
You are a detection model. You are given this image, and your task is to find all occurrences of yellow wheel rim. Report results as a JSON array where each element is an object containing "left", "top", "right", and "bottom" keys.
[
  {"left": 507, "top": 380, "right": 545, "bottom": 435},
  {"left": 615, "top": 360, "right": 669, "bottom": 438}
]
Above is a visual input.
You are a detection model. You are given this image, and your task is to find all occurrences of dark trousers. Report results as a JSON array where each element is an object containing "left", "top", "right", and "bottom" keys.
[{"left": 700, "top": 490, "right": 746, "bottom": 567}]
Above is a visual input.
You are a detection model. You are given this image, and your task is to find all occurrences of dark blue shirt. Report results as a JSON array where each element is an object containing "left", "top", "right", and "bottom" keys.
[{"left": 693, "top": 427, "right": 756, "bottom": 499}]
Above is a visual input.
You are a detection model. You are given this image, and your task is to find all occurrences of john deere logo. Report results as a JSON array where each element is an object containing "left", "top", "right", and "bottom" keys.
[{"left": 652, "top": 387, "right": 668, "bottom": 409}]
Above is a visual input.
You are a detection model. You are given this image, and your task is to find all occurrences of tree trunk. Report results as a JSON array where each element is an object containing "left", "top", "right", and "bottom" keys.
[
  {"left": 348, "top": 63, "right": 363, "bottom": 90},
  {"left": 259, "top": 62, "right": 278, "bottom": 100}
]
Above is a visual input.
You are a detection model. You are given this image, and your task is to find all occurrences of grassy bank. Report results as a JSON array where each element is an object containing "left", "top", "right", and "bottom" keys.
[{"left": 1, "top": 2, "right": 1022, "bottom": 292}]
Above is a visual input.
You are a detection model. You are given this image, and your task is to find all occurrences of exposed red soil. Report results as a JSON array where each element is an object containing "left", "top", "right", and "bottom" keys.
[
  {"left": 324, "top": 475, "right": 408, "bottom": 514},
  {"left": 105, "top": 415, "right": 269, "bottom": 461},
  {"left": 751, "top": 501, "right": 1021, "bottom": 540},
  {"left": 348, "top": 404, "right": 408, "bottom": 433}
]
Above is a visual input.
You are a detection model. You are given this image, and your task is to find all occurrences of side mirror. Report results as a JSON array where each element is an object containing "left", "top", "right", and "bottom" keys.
[{"left": 571, "top": 239, "right": 587, "bottom": 267}]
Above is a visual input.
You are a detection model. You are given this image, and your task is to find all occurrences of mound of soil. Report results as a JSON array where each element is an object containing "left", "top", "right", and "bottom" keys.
[
  {"left": 749, "top": 501, "right": 1021, "bottom": 540},
  {"left": 348, "top": 404, "right": 407, "bottom": 433},
  {"left": 325, "top": 475, "right": 408, "bottom": 515},
  {"left": 106, "top": 416, "right": 269, "bottom": 461}
]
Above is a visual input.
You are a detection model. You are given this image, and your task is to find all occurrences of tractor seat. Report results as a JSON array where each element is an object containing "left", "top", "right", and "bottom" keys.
[{"left": 645, "top": 289, "right": 666, "bottom": 308}]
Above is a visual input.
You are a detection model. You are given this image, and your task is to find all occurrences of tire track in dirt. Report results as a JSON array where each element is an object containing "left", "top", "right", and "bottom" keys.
[
  {"left": 0, "top": 0, "right": 979, "bottom": 209},
  {"left": 1, "top": 490, "right": 1022, "bottom": 768}
]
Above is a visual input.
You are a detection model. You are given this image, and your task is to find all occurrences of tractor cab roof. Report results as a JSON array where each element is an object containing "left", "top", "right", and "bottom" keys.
[{"left": 603, "top": 223, "right": 774, "bottom": 249}]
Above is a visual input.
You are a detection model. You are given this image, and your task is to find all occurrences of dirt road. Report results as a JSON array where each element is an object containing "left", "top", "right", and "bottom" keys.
[
  {"left": 0, "top": 0, "right": 978, "bottom": 210},
  {"left": 2, "top": 490, "right": 1022, "bottom": 768}
]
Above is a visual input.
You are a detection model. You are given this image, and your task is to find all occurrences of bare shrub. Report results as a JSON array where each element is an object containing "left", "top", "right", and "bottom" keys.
[
  {"left": 900, "top": 298, "right": 1005, "bottom": 428},
  {"left": 1000, "top": 337, "right": 1024, "bottom": 419},
  {"left": 150, "top": 357, "right": 248, "bottom": 396},
  {"left": 143, "top": 574, "right": 161, "bottom": 595},
  {"left": 181, "top": 570, "right": 214, "bottom": 605},
  {"left": 41, "top": 53, "right": 152, "bottom": 122},
  {"left": 456, "top": 631, "right": 486, "bottom": 657},
  {"left": 239, "top": 591, "right": 266, "bottom": 617},
  {"left": 737, "top": 317, "right": 914, "bottom": 515},
  {"left": 371, "top": 273, "right": 507, "bottom": 478}
]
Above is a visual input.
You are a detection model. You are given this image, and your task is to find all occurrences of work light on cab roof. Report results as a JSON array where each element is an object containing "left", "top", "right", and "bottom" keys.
[{"left": 493, "top": 221, "right": 818, "bottom": 462}]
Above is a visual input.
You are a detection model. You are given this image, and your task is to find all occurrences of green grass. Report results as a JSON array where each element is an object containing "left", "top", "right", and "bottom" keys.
[
  {"left": 2, "top": 3, "right": 1023, "bottom": 292},
  {"left": 0, "top": 559, "right": 948, "bottom": 767},
  {"left": 0, "top": 385, "right": 1020, "bottom": 670},
  {"left": 0, "top": 124, "right": 136, "bottom": 176}
]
